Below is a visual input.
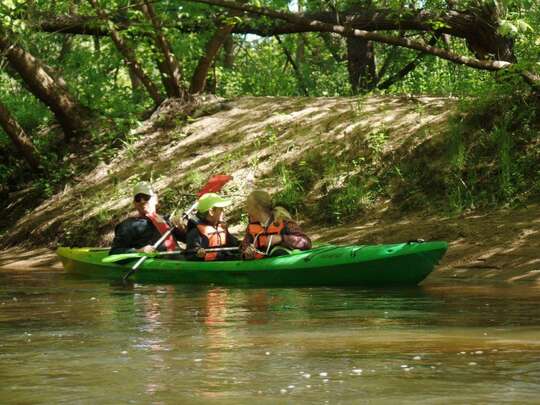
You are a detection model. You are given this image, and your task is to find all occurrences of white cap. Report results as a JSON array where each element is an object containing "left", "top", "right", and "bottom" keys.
[{"left": 133, "top": 181, "right": 155, "bottom": 197}]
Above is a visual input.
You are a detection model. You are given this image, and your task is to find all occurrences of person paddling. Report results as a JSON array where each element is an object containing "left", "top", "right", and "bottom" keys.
[
  {"left": 109, "top": 182, "right": 186, "bottom": 255},
  {"left": 186, "top": 193, "right": 240, "bottom": 261},
  {"left": 242, "top": 190, "right": 311, "bottom": 260}
]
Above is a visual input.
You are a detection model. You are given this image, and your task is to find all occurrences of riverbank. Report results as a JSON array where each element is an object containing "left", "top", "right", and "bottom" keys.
[
  {"left": 2, "top": 202, "right": 539, "bottom": 286},
  {"left": 1, "top": 96, "right": 539, "bottom": 285},
  {"left": 0, "top": 247, "right": 61, "bottom": 270},
  {"left": 312, "top": 202, "right": 540, "bottom": 285}
]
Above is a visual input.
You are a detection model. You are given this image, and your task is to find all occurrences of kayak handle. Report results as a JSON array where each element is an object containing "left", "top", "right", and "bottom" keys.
[{"left": 350, "top": 246, "right": 366, "bottom": 257}]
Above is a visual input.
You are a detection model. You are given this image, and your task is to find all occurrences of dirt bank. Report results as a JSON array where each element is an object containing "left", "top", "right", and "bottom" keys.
[
  {"left": 311, "top": 203, "right": 540, "bottom": 285},
  {"left": 2, "top": 96, "right": 539, "bottom": 285},
  {"left": 2, "top": 202, "right": 539, "bottom": 286},
  {"left": 0, "top": 205, "right": 540, "bottom": 286},
  {"left": 0, "top": 247, "right": 61, "bottom": 270}
]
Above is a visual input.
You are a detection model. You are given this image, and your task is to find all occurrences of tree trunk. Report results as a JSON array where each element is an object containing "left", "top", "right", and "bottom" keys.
[
  {"left": 93, "top": 36, "right": 101, "bottom": 53},
  {"left": 346, "top": 37, "right": 376, "bottom": 94},
  {"left": 466, "top": 2, "right": 515, "bottom": 62},
  {"left": 128, "top": 67, "right": 144, "bottom": 102},
  {"left": 57, "top": 1, "right": 77, "bottom": 63},
  {"left": 190, "top": 18, "right": 237, "bottom": 94},
  {"left": 0, "top": 100, "right": 42, "bottom": 172},
  {"left": 139, "top": 0, "right": 189, "bottom": 100},
  {"left": 88, "top": 0, "right": 163, "bottom": 106},
  {"left": 295, "top": 0, "right": 305, "bottom": 69},
  {"left": 223, "top": 35, "right": 235, "bottom": 68},
  {"left": 58, "top": 34, "right": 73, "bottom": 62},
  {"left": 275, "top": 35, "right": 309, "bottom": 96},
  {"left": 0, "top": 29, "right": 89, "bottom": 140}
]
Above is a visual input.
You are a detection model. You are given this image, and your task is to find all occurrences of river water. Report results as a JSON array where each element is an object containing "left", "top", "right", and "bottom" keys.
[{"left": 1, "top": 266, "right": 539, "bottom": 404}]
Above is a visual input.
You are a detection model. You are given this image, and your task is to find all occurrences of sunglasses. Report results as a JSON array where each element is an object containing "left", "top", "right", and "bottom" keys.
[{"left": 134, "top": 194, "right": 152, "bottom": 203}]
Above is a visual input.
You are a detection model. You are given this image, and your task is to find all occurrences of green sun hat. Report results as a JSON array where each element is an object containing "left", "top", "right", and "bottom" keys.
[{"left": 197, "top": 193, "right": 232, "bottom": 213}]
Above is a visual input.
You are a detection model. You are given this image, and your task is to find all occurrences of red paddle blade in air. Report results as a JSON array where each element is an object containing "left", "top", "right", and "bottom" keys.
[{"left": 197, "top": 175, "right": 233, "bottom": 196}]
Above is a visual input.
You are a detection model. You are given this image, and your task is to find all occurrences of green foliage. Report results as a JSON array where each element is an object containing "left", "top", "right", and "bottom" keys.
[
  {"left": 218, "top": 35, "right": 351, "bottom": 97},
  {"left": 1, "top": 0, "right": 540, "bottom": 230},
  {"left": 273, "top": 163, "right": 306, "bottom": 215},
  {"left": 320, "top": 179, "right": 375, "bottom": 224},
  {"left": 443, "top": 87, "right": 539, "bottom": 212},
  {"left": 272, "top": 149, "right": 380, "bottom": 224},
  {"left": 366, "top": 128, "right": 389, "bottom": 157}
]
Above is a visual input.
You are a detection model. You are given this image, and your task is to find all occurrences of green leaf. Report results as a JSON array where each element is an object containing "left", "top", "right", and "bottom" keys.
[
  {"left": 498, "top": 20, "right": 518, "bottom": 37},
  {"left": 516, "top": 20, "right": 533, "bottom": 33}
]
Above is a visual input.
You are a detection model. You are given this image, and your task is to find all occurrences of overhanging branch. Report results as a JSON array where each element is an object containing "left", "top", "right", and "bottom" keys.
[{"left": 185, "top": 0, "right": 510, "bottom": 72}]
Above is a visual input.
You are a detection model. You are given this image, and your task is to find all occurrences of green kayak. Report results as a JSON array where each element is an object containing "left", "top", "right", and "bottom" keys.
[{"left": 57, "top": 241, "right": 447, "bottom": 287}]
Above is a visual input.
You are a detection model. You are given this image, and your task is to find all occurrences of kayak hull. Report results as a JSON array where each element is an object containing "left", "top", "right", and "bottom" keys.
[{"left": 57, "top": 242, "right": 448, "bottom": 287}]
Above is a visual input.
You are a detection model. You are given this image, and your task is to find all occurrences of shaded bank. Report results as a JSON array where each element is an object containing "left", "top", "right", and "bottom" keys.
[{"left": 1, "top": 95, "right": 539, "bottom": 285}]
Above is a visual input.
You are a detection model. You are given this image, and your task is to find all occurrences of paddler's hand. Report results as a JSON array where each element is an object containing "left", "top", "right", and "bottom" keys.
[
  {"left": 170, "top": 212, "right": 187, "bottom": 233},
  {"left": 196, "top": 248, "right": 206, "bottom": 258},
  {"left": 242, "top": 245, "right": 256, "bottom": 260},
  {"left": 138, "top": 245, "right": 157, "bottom": 254}
]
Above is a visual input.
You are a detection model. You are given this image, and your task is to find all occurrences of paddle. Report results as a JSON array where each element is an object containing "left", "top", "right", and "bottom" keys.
[
  {"left": 104, "top": 247, "right": 240, "bottom": 263},
  {"left": 103, "top": 250, "right": 179, "bottom": 263},
  {"left": 120, "top": 174, "right": 233, "bottom": 282}
]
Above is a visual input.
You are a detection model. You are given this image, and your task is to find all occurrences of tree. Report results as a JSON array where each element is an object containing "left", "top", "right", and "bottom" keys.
[
  {"left": 183, "top": 0, "right": 538, "bottom": 89},
  {"left": 139, "top": 0, "right": 190, "bottom": 100},
  {"left": 190, "top": 14, "right": 239, "bottom": 94},
  {"left": 0, "top": 26, "right": 90, "bottom": 140},
  {"left": 32, "top": 5, "right": 516, "bottom": 64},
  {"left": 88, "top": 0, "right": 163, "bottom": 106},
  {"left": 0, "top": 99, "right": 42, "bottom": 172}
]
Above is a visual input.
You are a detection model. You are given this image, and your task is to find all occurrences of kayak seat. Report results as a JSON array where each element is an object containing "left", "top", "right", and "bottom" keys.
[{"left": 268, "top": 246, "right": 294, "bottom": 257}]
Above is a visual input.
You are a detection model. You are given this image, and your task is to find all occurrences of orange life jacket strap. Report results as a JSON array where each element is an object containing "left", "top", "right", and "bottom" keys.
[
  {"left": 196, "top": 223, "right": 227, "bottom": 261},
  {"left": 247, "top": 221, "right": 285, "bottom": 259}
]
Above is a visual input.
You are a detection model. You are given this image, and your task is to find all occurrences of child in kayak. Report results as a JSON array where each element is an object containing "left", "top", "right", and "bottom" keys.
[
  {"left": 186, "top": 193, "right": 240, "bottom": 261},
  {"left": 242, "top": 190, "right": 311, "bottom": 259}
]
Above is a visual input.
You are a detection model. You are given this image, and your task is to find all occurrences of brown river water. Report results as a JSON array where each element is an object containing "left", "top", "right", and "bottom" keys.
[{"left": 1, "top": 266, "right": 539, "bottom": 404}]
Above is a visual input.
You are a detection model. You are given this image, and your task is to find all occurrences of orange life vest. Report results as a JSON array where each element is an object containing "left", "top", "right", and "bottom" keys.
[
  {"left": 196, "top": 223, "right": 227, "bottom": 261},
  {"left": 247, "top": 221, "right": 285, "bottom": 259},
  {"left": 146, "top": 212, "right": 176, "bottom": 252}
]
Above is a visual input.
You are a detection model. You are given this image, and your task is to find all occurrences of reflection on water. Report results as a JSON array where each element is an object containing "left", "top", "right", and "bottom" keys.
[{"left": 1, "top": 267, "right": 540, "bottom": 404}]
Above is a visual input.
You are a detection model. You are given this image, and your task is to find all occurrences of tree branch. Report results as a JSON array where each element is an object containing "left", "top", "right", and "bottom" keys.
[
  {"left": 184, "top": 0, "right": 510, "bottom": 72},
  {"left": 275, "top": 35, "right": 309, "bottom": 96},
  {"left": 377, "top": 35, "right": 440, "bottom": 90}
]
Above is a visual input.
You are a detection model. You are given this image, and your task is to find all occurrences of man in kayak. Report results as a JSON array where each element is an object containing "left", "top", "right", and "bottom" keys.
[
  {"left": 241, "top": 190, "right": 311, "bottom": 259},
  {"left": 109, "top": 182, "right": 186, "bottom": 255},
  {"left": 186, "top": 193, "right": 240, "bottom": 261}
]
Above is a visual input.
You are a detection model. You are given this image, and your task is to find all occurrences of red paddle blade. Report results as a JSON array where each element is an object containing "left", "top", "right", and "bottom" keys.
[{"left": 197, "top": 175, "right": 233, "bottom": 197}]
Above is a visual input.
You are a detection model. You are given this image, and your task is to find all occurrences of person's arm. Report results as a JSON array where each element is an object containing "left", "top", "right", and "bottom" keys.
[
  {"left": 215, "top": 231, "right": 241, "bottom": 260},
  {"left": 241, "top": 229, "right": 254, "bottom": 251},
  {"left": 241, "top": 228, "right": 258, "bottom": 259},
  {"left": 281, "top": 221, "right": 312, "bottom": 250},
  {"left": 186, "top": 228, "right": 207, "bottom": 260},
  {"left": 172, "top": 228, "right": 186, "bottom": 244},
  {"left": 165, "top": 214, "right": 187, "bottom": 244}
]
